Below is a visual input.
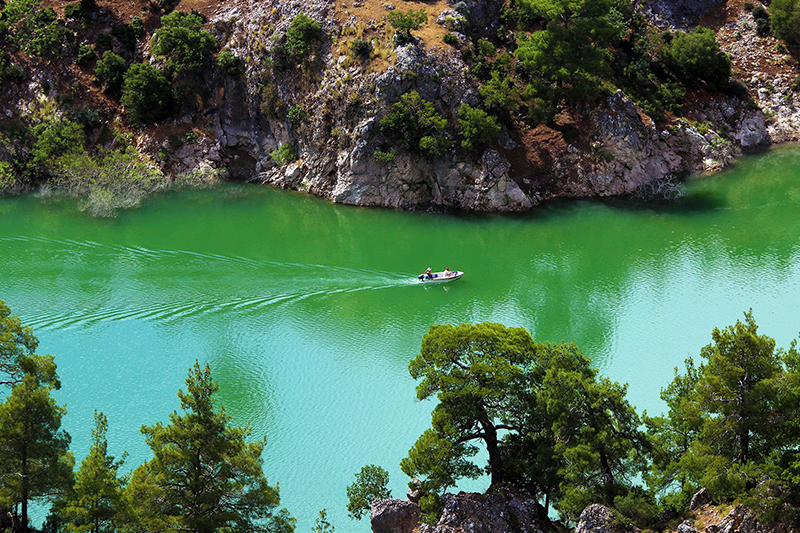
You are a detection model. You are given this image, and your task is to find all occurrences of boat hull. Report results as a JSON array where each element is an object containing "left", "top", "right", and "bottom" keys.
[{"left": 418, "top": 271, "right": 464, "bottom": 283}]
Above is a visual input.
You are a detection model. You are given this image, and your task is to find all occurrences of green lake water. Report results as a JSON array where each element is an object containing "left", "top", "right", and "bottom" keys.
[{"left": 3, "top": 147, "right": 800, "bottom": 531}]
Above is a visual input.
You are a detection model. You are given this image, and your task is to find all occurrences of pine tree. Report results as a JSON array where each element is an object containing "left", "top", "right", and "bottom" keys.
[
  {"left": 60, "top": 412, "right": 125, "bottom": 533},
  {"left": 123, "top": 361, "right": 294, "bottom": 533},
  {"left": 0, "top": 299, "right": 58, "bottom": 388},
  {"left": 0, "top": 375, "right": 74, "bottom": 533}
]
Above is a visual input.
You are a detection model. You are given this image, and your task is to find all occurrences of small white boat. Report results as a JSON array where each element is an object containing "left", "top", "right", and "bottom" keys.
[{"left": 418, "top": 270, "right": 464, "bottom": 283}]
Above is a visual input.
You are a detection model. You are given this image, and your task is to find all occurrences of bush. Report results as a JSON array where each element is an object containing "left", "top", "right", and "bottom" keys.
[
  {"left": 19, "top": 8, "right": 73, "bottom": 58},
  {"left": 30, "top": 117, "right": 85, "bottom": 167},
  {"left": 270, "top": 142, "right": 298, "bottom": 166},
  {"left": 374, "top": 148, "right": 396, "bottom": 164},
  {"left": 0, "top": 161, "right": 19, "bottom": 194},
  {"left": 443, "top": 32, "right": 458, "bottom": 45},
  {"left": 771, "top": 0, "right": 800, "bottom": 42},
  {"left": 259, "top": 83, "right": 286, "bottom": 118},
  {"left": 351, "top": 39, "right": 373, "bottom": 60},
  {"left": 457, "top": 104, "right": 500, "bottom": 150},
  {"left": 346, "top": 465, "right": 391, "bottom": 520},
  {"left": 76, "top": 43, "right": 95, "bottom": 65},
  {"left": 387, "top": 9, "right": 427, "bottom": 44},
  {"left": 95, "top": 33, "right": 112, "bottom": 52},
  {"left": 662, "top": 27, "right": 731, "bottom": 90},
  {"left": 95, "top": 51, "right": 127, "bottom": 92},
  {"left": 131, "top": 16, "right": 145, "bottom": 39},
  {"left": 379, "top": 91, "right": 448, "bottom": 157},
  {"left": 63, "top": 2, "right": 82, "bottom": 19},
  {"left": 285, "top": 13, "right": 323, "bottom": 58},
  {"left": 152, "top": 11, "right": 217, "bottom": 76},
  {"left": 287, "top": 105, "right": 309, "bottom": 125},
  {"left": 120, "top": 63, "right": 173, "bottom": 123},
  {"left": 112, "top": 23, "right": 138, "bottom": 51},
  {"left": 217, "top": 50, "right": 240, "bottom": 76},
  {"left": 752, "top": 4, "right": 769, "bottom": 19},
  {"left": 479, "top": 71, "right": 519, "bottom": 115},
  {"left": 744, "top": 1, "right": 754, "bottom": 11},
  {"left": 756, "top": 17, "right": 772, "bottom": 36}
]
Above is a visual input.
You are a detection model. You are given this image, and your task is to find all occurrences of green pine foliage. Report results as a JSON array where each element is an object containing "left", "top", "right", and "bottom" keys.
[
  {"left": 345, "top": 465, "right": 391, "bottom": 520},
  {"left": 646, "top": 311, "right": 800, "bottom": 522},
  {"left": 94, "top": 51, "right": 127, "bottom": 93},
  {"left": 457, "top": 104, "right": 501, "bottom": 150},
  {"left": 404, "top": 323, "right": 649, "bottom": 524},
  {"left": 57, "top": 412, "right": 125, "bottom": 533},
  {"left": 661, "top": 27, "right": 731, "bottom": 90},
  {"left": 379, "top": 91, "right": 449, "bottom": 157},
  {"left": 0, "top": 374, "right": 74, "bottom": 532},
  {"left": 771, "top": 0, "right": 800, "bottom": 43},
  {"left": 120, "top": 63, "right": 173, "bottom": 124},
  {"left": 151, "top": 11, "right": 217, "bottom": 77},
  {"left": 124, "top": 362, "right": 295, "bottom": 533}
]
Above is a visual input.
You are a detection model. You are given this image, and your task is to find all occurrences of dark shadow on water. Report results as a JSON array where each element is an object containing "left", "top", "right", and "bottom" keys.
[{"left": 600, "top": 189, "right": 728, "bottom": 215}]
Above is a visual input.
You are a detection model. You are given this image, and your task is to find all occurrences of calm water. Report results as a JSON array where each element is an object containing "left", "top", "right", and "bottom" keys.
[{"left": 3, "top": 147, "right": 800, "bottom": 531}]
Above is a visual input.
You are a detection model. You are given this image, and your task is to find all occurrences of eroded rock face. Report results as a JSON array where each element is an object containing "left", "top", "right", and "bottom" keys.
[
  {"left": 690, "top": 488, "right": 711, "bottom": 510},
  {"left": 418, "top": 491, "right": 547, "bottom": 533},
  {"left": 641, "top": 0, "right": 725, "bottom": 26},
  {"left": 370, "top": 498, "right": 421, "bottom": 533},
  {"left": 574, "top": 504, "right": 640, "bottom": 533},
  {"left": 706, "top": 506, "right": 765, "bottom": 533}
]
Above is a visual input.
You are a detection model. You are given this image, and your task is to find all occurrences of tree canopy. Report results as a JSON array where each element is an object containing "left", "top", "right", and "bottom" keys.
[
  {"left": 403, "top": 323, "right": 647, "bottom": 523},
  {"left": 124, "top": 361, "right": 294, "bottom": 533}
]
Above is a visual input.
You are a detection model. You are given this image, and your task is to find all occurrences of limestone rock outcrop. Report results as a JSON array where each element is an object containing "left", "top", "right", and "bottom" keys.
[
  {"left": 418, "top": 491, "right": 547, "bottom": 533},
  {"left": 574, "top": 504, "right": 640, "bottom": 533},
  {"left": 370, "top": 498, "right": 421, "bottom": 533}
]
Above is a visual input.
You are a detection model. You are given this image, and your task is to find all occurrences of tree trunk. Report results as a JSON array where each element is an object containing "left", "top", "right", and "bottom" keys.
[
  {"left": 21, "top": 446, "right": 28, "bottom": 533},
  {"left": 481, "top": 418, "right": 504, "bottom": 490},
  {"left": 599, "top": 445, "right": 614, "bottom": 507}
]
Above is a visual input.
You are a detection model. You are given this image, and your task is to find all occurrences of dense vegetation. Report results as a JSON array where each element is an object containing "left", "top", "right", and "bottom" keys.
[
  {"left": 0, "top": 301, "right": 293, "bottom": 533},
  {"left": 348, "top": 315, "right": 800, "bottom": 528}
]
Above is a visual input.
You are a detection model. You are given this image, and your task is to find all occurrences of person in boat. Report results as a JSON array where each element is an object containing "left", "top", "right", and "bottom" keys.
[
  {"left": 445, "top": 267, "right": 451, "bottom": 277},
  {"left": 425, "top": 267, "right": 432, "bottom": 280}
]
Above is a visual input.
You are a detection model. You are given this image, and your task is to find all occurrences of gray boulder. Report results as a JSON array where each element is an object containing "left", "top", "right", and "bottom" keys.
[
  {"left": 643, "top": 0, "right": 724, "bottom": 27},
  {"left": 419, "top": 491, "right": 547, "bottom": 533},
  {"left": 370, "top": 498, "right": 421, "bottom": 533},
  {"left": 575, "top": 504, "right": 640, "bottom": 533},
  {"left": 690, "top": 488, "right": 711, "bottom": 510},
  {"left": 706, "top": 506, "right": 764, "bottom": 533}
]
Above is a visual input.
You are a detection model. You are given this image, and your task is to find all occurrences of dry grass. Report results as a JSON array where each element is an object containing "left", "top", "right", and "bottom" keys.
[{"left": 331, "top": 0, "right": 452, "bottom": 67}]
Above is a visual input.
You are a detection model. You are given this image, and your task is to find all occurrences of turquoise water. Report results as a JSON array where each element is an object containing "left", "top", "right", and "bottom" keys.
[{"left": 3, "top": 148, "right": 800, "bottom": 530}]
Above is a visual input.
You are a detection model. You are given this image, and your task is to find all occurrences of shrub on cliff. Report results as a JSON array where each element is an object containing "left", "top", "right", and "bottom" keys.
[
  {"left": 662, "top": 27, "right": 731, "bottom": 90},
  {"left": 514, "top": 0, "right": 629, "bottom": 107},
  {"left": 771, "top": 0, "right": 800, "bottom": 43},
  {"left": 151, "top": 11, "right": 216, "bottom": 77},
  {"left": 94, "top": 51, "right": 127, "bottom": 93},
  {"left": 30, "top": 117, "right": 85, "bottom": 168},
  {"left": 286, "top": 13, "right": 323, "bottom": 57},
  {"left": 387, "top": 9, "right": 427, "bottom": 45},
  {"left": 121, "top": 63, "right": 173, "bottom": 124},
  {"left": 346, "top": 465, "right": 391, "bottom": 520},
  {"left": 379, "top": 91, "right": 449, "bottom": 157},
  {"left": 457, "top": 104, "right": 500, "bottom": 150}
]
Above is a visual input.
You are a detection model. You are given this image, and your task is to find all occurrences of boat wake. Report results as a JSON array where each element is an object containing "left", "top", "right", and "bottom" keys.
[{"left": 3, "top": 236, "right": 424, "bottom": 331}]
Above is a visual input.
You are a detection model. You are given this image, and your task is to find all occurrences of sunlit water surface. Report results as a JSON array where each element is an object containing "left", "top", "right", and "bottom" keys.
[{"left": 3, "top": 147, "right": 800, "bottom": 531}]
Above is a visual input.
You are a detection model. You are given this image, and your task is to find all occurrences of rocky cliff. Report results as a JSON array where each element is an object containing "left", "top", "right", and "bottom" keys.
[
  {"left": 367, "top": 493, "right": 799, "bottom": 533},
  {"left": 1, "top": 0, "right": 797, "bottom": 213}
]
